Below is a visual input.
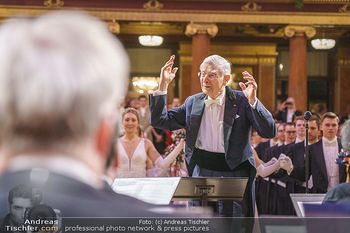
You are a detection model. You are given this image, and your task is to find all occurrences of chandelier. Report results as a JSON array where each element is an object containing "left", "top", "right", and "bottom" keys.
[
  {"left": 311, "top": 39, "right": 336, "bottom": 50},
  {"left": 132, "top": 77, "right": 159, "bottom": 94},
  {"left": 138, "top": 35, "right": 163, "bottom": 46}
]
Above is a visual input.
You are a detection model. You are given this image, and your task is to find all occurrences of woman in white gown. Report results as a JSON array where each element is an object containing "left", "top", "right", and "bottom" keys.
[{"left": 116, "top": 108, "right": 184, "bottom": 178}]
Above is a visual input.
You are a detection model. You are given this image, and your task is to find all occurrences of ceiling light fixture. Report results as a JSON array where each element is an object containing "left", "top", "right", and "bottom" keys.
[
  {"left": 311, "top": 39, "right": 336, "bottom": 50},
  {"left": 311, "top": 28, "right": 336, "bottom": 50},
  {"left": 138, "top": 35, "right": 163, "bottom": 46}
]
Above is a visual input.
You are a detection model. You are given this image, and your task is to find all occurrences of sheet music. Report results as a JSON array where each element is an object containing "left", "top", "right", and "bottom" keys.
[{"left": 112, "top": 177, "right": 181, "bottom": 205}]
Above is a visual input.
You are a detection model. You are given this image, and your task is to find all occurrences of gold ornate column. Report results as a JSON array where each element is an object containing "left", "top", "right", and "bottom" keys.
[
  {"left": 185, "top": 23, "right": 218, "bottom": 95},
  {"left": 284, "top": 25, "right": 316, "bottom": 112}
]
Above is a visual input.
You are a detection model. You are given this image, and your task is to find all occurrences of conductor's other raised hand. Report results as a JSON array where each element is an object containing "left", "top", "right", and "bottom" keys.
[
  {"left": 158, "top": 55, "right": 178, "bottom": 92},
  {"left": 239, "top": 71, "right": 257, "bottom": 105}
]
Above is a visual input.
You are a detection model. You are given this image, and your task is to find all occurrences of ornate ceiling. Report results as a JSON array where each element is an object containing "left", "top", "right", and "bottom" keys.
[{"left": 0, "top": 0, "right": 349, "bottom": 44}]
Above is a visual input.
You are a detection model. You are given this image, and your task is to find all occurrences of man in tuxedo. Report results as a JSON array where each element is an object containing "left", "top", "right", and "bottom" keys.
[
  {"left": 137, "top": 95, "right": 152, "bottom": 141},
  {"left": 284, "top": 115, "right": 320, "bottom": 194},
  {"left": 281, "top": 112, "right": 346, "bottom": 193},
  {"left": 323, "top": 119, "right": 350, "bottom": 203},
  {"left": 149, "top": 55, "right": 277, "bottom": 217},
  {"left": 0, "top": 11, "right": 172, "bottom": 218}
]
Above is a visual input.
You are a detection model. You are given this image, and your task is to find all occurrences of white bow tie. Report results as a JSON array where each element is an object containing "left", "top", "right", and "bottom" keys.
[
  {"left": 204, "top": 99, "right": 222, "bottom": 107},
  {"left": 324, "top": 140, "right": 337, "bottom": 147}
]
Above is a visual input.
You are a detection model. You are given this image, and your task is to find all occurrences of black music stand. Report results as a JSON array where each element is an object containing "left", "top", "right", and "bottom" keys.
[{"left": 171, "top": 177, "right": 248, "bottom": 206}]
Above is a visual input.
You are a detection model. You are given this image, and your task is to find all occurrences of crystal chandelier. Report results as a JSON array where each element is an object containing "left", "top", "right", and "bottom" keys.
[{"left": 138, "top": 35, "right": 163, "bottom": 46}]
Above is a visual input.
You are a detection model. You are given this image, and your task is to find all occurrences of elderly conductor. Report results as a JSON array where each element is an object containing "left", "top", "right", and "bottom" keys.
[{"left": 150, "top": 55, "right": 277, "bottom": 217}]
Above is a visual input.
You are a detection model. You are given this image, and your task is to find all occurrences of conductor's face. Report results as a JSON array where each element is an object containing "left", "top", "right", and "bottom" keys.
[
  {"left": 199, "top": 63, "right": 226, "bottom": 99},
  {"left": 8, "top": 197, "right": 33, "bottom": 226}
]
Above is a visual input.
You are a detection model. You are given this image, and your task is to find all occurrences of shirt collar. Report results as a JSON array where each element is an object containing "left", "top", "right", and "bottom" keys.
[
  {"left": 322, "top": 136, "right": 337, "bottom": 144},
  {"left": 207, "top": 88, "right": 226, "bottom": 106},
  {"left": 295, "top": 137, "right": 304, "bottom": 144}
]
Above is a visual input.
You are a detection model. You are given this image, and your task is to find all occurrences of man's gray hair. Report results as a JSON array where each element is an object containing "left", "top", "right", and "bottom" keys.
[
  {"left": 200, "top": 55, "right": 231, "bottom": 76},
  {"left": 0, "top": 11, "right": 129, "bottom": 152},
  {"left": 341, "top": 119, "right": 350, "bottom": 153}
]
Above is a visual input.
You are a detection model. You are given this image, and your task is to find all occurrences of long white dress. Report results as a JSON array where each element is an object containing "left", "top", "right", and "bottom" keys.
[{"left": 115, "top": 138, "right": 147, "bottom": 178}]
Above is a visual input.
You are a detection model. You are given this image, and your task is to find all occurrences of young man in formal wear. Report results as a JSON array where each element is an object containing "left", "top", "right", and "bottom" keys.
[
  {"left": 323, "top": 119, "right": 350, "bottom": 203},
  {"left": 281, "top": 112, "right": 346, "bottom": 193}
]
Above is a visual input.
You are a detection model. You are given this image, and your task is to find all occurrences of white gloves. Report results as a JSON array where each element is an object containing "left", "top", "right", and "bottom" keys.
[
  {"left": 154, "top": 139, "right": 185, "bottom": 169},
  {"left": 256, "top": 157, "right": 280, "bottom": 178},
  {"left": 279, "top": 153, "right": 294, "bottom": 175}
]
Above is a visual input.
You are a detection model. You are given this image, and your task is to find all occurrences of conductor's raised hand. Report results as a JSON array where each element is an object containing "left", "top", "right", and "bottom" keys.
[
  {"left": 239, "top": 71, "right": 257, "bottom": 105},
  {"left": 158, "top": 55, "right": 178, "bottom": 92}
]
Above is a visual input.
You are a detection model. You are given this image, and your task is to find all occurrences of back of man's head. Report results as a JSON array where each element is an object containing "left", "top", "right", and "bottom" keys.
[{"left": 0, "top": 11, "right": 128, "bottom": 153}]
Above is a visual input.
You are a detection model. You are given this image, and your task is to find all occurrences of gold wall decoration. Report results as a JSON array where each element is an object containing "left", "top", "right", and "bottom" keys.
[
  {"left": 339, "top": 4, "right": 350, "bottom": 13},
  {"left": 143, "top": 0, "right": 163, "bottom": 10},
  {"left": 284, "top": 25, "right": 316, "bottom": 39},
  {"left": 44, "top": 0, "right": 64, "bottom": 8},
  {"left": 185, "top": 23, "right": 218, "bottom": 38},
  {"left": 107, "top": 21, "right": 120, "bottom": 34},
  {"left": 241, "top": 2, "right": 262, "bottom": 12}
]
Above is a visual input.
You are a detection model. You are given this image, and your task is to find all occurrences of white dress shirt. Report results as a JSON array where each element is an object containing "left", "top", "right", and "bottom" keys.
[
  {"left": 322, "top": 136, "right": 339, "bottom": 191},
  {"left": 295, "top": 137, "right": 304, "bottom": 144},
  {"left": 153, "top": 87, "right": 257, "bottom": 153},
  {"left": 139, "top": 107, "right": 146, "bottom": 117},
  {"left": 286, "top": 109, "right": 295, "bottom": 122},
  {"left": 195, "top": 89, "right": 226, "bottom": 153},
  {"left": 270, "top": 139, "right": 279, "bottom": 147}
]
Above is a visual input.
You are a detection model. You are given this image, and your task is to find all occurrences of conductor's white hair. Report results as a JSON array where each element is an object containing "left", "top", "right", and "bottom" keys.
[
  {"left": 0, "top": 11, "right": 129, "bottom": 151},
  {"left": 341, "top": 119, "right": 350, "bottom": 153},
  {"left": 200, "top": 55, "right": 231, "bottom": 76}
]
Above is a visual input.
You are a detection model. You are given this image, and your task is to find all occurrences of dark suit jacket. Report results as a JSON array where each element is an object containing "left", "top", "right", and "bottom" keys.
[
  {"left": 275, "top": 109, "right": 302, "bottom": 123},
  {"left": 0, "top": 170, "right": 187, "bottom": 218},
  {"left": 254, "top": 141, "right": 271, "bottom": 161},
  {"left": 290, "top": 139, "right": 346, "bottom": 193},
  {"left": 149, "top": 86, "right": 277, "bottom": 216}
]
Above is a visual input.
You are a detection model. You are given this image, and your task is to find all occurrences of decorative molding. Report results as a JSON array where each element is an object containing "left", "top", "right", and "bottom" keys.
[
  {"left": 241, "top": 2, "right": 262, "bottom": 12},
  {"left": 44, "top": 0, "right": 64, "bottom": 8},
  {"left": 178, "top": 42, "right": 278, "bottom": 65},
  {"left": 185, "top": 23, "right": 218, "bottom": 38},
  {"left": 143, "top": 0, "right": 163, "bottom": 11},
  {"left": 337, "top": 60, "right": 350, "bottom": 65},
  {"left": 120, "top": 22, "right": 185, "bottom": 35},
  {"left": 339, "top": 3, "right": 350, "bottom": 13},
  {"left": 284, "top": 25, "right": 316, "bottom": 39},
  {"left": 107, "top": 21, "right": 120, "bottom": 34},
  {"left": 1, "top": 7, "right": 350, "bottom": 26}
]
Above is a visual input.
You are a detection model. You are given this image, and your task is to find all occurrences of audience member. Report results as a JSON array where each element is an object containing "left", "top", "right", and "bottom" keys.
[
  {"left": 172, "top": 97, "right": 181, "bottom": 108},
  {"left": 136, "top": 95, "right": 153, "bottom": 141},
  {"left": 317, "top": 104, "right": 328, "bottom": 119},
  {"left": 275, "top": 97, "right": 302, "bottom": 123}
]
